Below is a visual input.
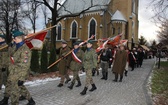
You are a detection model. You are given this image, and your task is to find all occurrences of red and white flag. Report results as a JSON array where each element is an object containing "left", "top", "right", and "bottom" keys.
[
  {"left": 96, "top": 39, "right": 109, "bottom": 52},
  {"left": 25, "top": 31, "right": 48, "bottom": 49},
  {"left": 72, "top": 51, "right": 82, "bottom": 63},
  {"left": 96, "top": 33, "right": 122, "bottom": 52}
]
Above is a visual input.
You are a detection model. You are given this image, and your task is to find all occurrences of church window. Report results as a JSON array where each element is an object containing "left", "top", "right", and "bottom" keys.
[
  {"left": 71, "top": 20, "right": 78, "bottom": 39},
  {"left": 88, "top": 18, "right": 97, "bottom": 40}
]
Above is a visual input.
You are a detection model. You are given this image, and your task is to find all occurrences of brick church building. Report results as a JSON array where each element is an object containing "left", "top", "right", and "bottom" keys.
[{"left": 49, "top": 0, "right": 139, "bottom": 49}]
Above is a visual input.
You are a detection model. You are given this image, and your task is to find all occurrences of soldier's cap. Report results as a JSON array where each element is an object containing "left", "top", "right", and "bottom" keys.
[
  {"left": 62, "top": 39, "right": 67, "bottom": 44},
  {"left": 87, "top": 40, "right": 93, "bottom": 44},
  {"left": 0, "top": 34, "right": 6, "bottom": 39},
  {"left": 12, "top": 30, "right": 24, "bottom": 38},
  {"left": 73, "top": 41, "right": 80, "bottom": 46}
]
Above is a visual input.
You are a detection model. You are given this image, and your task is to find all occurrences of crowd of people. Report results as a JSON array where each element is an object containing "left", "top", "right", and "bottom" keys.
[{"left": 0, "top": 30, "right": 148, "bottom": 105}]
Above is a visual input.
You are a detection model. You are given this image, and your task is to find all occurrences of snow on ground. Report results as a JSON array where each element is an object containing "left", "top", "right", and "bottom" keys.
[{"left": 25, "top": 72, "right": 86, "bottom": 87}]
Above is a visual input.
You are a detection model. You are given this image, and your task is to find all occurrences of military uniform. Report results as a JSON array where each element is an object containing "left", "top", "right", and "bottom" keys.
[
  {"left": 0, "top": 30, "right": 35, "bottom": 105},
  {"left": 58, "top": 40, "right": 71, "bottom": 87},
  {"left": 0, "top": 35, "right": 8, "bottom": 90},
  {"left": 68, "top": 42, "right": 84, "bottom": 89},
  {"left": 80, "top": 40, "right": 97, "bottom": 95}
]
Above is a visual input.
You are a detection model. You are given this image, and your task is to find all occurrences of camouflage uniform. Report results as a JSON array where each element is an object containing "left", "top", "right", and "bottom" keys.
[
  {"left": 5, "top": 44, "right": 32, "bottom": 105},
  {"left": 58, "top": 46, "right": 71, "bottom": 85},
  {"left": 68, "top": 48, "right": 84, "bottom": 89},
  {"left": 0, "top": 42, "right": 8, "bottom": 89},
  {"left": 83, "top": 48, "right": 97, "bottom": 87}
]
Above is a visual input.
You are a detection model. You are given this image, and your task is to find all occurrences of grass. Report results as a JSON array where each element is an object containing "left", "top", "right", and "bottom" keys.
[{"left": 151, "top": 61, "right": 168, "bottom": 105}]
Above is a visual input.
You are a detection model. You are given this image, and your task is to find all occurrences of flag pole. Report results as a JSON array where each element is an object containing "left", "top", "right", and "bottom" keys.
[
  {"left": 0, "top": 25, "right": 57, "bottom": 51},
  {"left": 47, "top": 35, "right": 95, "bottom": 69},
  {"left": 25, "top": 25, "right": 57, "bottom": 39},
  {"left": 0, "top": 44, "right": 8, "bottom": 51}
]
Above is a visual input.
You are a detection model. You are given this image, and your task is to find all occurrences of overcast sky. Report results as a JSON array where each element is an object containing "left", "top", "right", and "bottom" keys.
[{"left": 138, "top": 0, "right": 159, "bottom": 42}]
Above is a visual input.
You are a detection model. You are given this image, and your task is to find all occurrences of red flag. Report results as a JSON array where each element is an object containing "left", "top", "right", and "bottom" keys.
[
  {"left": 25, "top": 31, "right": 48, "bottom": 49},
  {"left": 107, "top": 34, "right": 122, "bottom": 47}
]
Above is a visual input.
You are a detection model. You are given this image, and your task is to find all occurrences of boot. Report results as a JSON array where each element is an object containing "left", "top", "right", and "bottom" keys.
[
  {"left": 89, "top": 84, "right": 97, "bottom": 92},
  {"left": 80, "top": 87, "right": 88, "bottom": 95},
  {"left": 27, "top": 97, "right": 35, "bottom": 105},
  {"left": 124, "top": 70, "right": 128, "bottom": 76},
  {"left": 19, "top": 95, "right": 26, "bottom": 101},
  {"left": 97, "top": 70, "right": 99, "bottom": 75},
  {"left": 101, "top": 72, "right": 105, "bottom": 79},
  {"left": 75, "top": 81, "right": 81, "bottom": 87},
  {"left": 0, "top": 97, "right": 9, "bottom": 105},
  {"left": 105, "top": 72, "right": 108, "bottom": 80},
  {"left": 68, "top": 82, "right": 74, "bottom": 89},
  {"left": 65, "top": 79, "right": 71, "bottom": 84},
  {"left": 113, "top": 73, "right": 118, "bottom": 82},
  {"left": 101, "top": 75, "right": 105, "bottom": 79},
  {"left": 92, "top": 68, "right": 96, "bottom": 76},
  {"left": 57, "top": 83, "right": 63, "bottom": 87},
  {"left": 119, "top": 75, "right": 123, "bottom": 82}
]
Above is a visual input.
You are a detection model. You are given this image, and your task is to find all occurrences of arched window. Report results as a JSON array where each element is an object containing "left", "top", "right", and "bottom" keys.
[
  {"left": 71, "top": 20, "right": 78, "bottom": 39},
  {"left": 132, "top": 0, "right": 136, "bottom": 13},
  {"left": 57, "top": 23, "right": 62, "bottom": 40},
  {"left": 88, "top": 18, "right": 97, "bottom": 40}
]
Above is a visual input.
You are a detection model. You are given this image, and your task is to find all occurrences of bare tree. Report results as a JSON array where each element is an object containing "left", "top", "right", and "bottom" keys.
[
  {"left": 22, "top": 0, "right": 41, "bottom": 33},
  {"left": 157, "top": 19, "right": 168, "bottom": 45},
  {"left": 41, "top": 4, "right": 48, "bottom": 27},
  {"left": 0, "top": 0, "right": 22, "bottom": 43},
  {"left": 150, "top": 0, "right": 168, "bottom": 22}
]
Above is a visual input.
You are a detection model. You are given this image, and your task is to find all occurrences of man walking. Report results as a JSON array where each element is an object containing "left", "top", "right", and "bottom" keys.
[
  {"left": 0, "top": 34, "right": 8, "bottom": 90},
  {"left": 112, "top": 44, "right": 127, "bottom": 82},
  {"left": 57, "top": 40, "right": 71, "bottom": 87},
  {"left": 68, "top": 42, "right": 84, "bottom": 89},
  {"left": 80, "top": 40, "right": 97, "bottom": 95},
  {"left": 0, "top": 30, "right": 35, "bottom": 105}
]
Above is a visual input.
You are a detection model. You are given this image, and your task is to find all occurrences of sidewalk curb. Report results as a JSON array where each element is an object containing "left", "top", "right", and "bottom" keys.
[{"left": 143, "top": 59, "right": 156, "bottom": 105}]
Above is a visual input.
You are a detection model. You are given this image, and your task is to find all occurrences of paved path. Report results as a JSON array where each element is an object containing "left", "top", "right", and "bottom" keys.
[{"left": 0, "top": 58, "right": 155, "bottom": 105}]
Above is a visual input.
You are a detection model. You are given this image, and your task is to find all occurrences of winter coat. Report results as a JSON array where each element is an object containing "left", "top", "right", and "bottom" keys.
[
  {"left": 58, "top": 46, "right": 71, "bottom": 75},
  {"left": 112, "top": 50, "right": 127, "bottom": 74},
  {"left": 70, "top": 49, "right": 84, "bottom": 71},
  {"left": 8, "top": 44, "right": 31, "bottom": 81},
  {"left": 83, "top": 48, "right": 97, "bottom": 70},
  {"left": 0, "top": 43, "right": 9, "bottom": 69}
]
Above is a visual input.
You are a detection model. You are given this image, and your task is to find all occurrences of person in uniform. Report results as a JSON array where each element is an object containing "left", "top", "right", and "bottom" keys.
[
  {"left": 99, "top": 44, "right": 112, "bottom": 80},
  {"left": 0, "top": 34, "right": 8, "bottom": 90},
  {"left": 57, "top": 40, "right": 71, "bottom": 87},
  {"left": 0, "top": 30, "right": 35, "bottom": 105},
  {"left": 129, "top": 49, "right": 136, "bottom": 71},
  {"left": 137, "top": 48, "right": 144, "bottom": 67},
  {"left": 80, "top": 40, "right": 97, "bottom": 95},
  {"left": 68, "top": 42, "right": 84, "bottom": 89},
  {"left": 112, "top": 44, "right": 127, "bottom": 82}
]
